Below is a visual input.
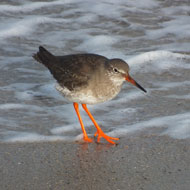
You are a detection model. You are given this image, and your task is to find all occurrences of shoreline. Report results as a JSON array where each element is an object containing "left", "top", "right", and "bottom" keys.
[{"left": 1, "top": 128, "right": 190, "bottom": 190}]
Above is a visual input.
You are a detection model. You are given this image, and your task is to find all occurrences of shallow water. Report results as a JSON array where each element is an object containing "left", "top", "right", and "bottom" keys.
[{"left": 0, "top": 0, "right": 190, "bottom": 142}]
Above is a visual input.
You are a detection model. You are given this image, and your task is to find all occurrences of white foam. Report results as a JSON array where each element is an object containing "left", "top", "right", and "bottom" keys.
[
  {"left": 4, "top": 132, "right": 73, "bottom": 143},
  {"left": 74, "top": 35, "right": 119, "bottom": 53},
  {"left": 146, "top": 16, "right": 190, "bottom": 40},
  {"left": 14, "top": 82, "right": 66, "bottom": 101},
  {"left": 123, "top": 0, "right": 159, "bottom": 9},
  {"left": 50, "top": 124, "right": 78, "bottom": 134},
  {"left": 127, "top": 51, "right": 189, "bottom": 65},
  {"left": 0, "top": 83, "right": 37, "bottom": 91},
  {"left": 51, "top": 118, "right": 95, "bottom": 135},
  {"left": 0, "top": 17, "right": 66, "bottom": 39},
  {"left": 127, "top": 51, "right": 190, "bottom": 74},
  {"left": 166, "top": 94, "right": 190, "bottom": 100},
  {"left": 0, "top": 118, "right": 19, "bottom": 128},
  {"left": 152, "top": 81, "right": 190, "bottom": 91},
  {"left": 38, "top": 83, "right": 64, "bottom": 99},
  {"left": 107, "top": 113, "right": 190, "bottom": 139},
  {"left": 15, "top": 91, "right": 34, "bottom": 101},
  {"left": 0, "top": 103, "right": 43, "bottom": 111},
  {"left": 4, "top": 112, "right": 189, "bottom": 143},
  {"left": 0, "top": 0, "right": 81, "bottom": 13}
]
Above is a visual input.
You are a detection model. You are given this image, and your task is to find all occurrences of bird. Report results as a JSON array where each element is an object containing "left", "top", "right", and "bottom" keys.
[{"left": 33, "top": 46, "right": 146, "bottom": 144}]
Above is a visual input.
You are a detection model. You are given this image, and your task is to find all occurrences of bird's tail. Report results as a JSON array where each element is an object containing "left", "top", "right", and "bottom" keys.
[{"left": 33, "top": 46, "right": 55, "bottom": 67}]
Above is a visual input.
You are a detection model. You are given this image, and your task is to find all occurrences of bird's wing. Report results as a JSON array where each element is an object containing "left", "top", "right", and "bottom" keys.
[
  {"left": 33, "top": 46, "right": 107, "bottom": 91},
  {"left": 50, "top": 54, "right": 107, "bottom": 91}
]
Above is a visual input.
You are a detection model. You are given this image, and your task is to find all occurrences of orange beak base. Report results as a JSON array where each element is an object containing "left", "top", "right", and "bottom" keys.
[{"left": 125, "top": 75, "right": 147, "bottom": 93}]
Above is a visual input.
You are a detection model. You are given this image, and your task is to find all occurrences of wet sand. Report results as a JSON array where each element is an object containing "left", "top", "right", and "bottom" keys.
[{"left": 0, "top": 128, "right": 190, "bottom": 190}]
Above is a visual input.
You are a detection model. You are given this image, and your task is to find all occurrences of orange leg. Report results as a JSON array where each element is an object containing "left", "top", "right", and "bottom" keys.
[
  {"left": 73, "top": 102, "right": 93, "bottom": 143},
  {"left": 82, "top": 104, "right": 119, "bottom": 144}
]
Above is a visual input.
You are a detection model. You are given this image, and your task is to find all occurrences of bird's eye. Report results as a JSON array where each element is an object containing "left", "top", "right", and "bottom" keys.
[{"left": 114, "top": 68, "right": 119, "bottom": 73}]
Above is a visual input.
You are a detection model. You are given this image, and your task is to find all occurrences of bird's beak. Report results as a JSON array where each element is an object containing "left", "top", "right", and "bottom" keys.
[{"left": 125, "top": 75, "right": 147, "bottom": 93}]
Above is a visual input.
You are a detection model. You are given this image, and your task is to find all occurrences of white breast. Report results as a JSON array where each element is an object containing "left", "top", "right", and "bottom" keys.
[
  {"left": 56, "top": 84, "right": 102, "bottom": 104},
  {"left": 55, "top": 75, "right": 123, "bottom": 105}
]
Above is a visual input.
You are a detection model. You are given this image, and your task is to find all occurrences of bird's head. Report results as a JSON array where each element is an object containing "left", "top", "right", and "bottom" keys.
[{"left": 107, "top": 58, "right": 147, "bottom": 93}]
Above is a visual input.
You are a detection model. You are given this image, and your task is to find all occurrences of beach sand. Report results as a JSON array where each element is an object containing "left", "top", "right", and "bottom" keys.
[{"left": 1, "top": 128, "right": 190, "bottom": 190}]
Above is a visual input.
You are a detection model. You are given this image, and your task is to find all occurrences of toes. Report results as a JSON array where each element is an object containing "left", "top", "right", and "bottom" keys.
[
  {"left": 105, "top": 138, "right": 116, "bottom": 144},
  {"left": 95, "top": 132, "right": 119, "bottom": 144},
  {"left": 107, "top": 136, "right": 119, "bottom": 140},
  {"left": 83, "top": 137, "right": 93, "bottom": 143}
]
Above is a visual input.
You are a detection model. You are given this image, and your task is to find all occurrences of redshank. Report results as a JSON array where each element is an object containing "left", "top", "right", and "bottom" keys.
[{"left": 33, "top": 46, "right": 146, "bottom": 144}]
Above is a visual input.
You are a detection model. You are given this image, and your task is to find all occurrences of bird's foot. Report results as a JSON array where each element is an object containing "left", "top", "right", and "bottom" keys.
[
  {"left": 83, "top": 136, "right": 93, "bottom": 143},
  {"left": 94, "top": 130, "right": 119, "bottom": 144}
]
